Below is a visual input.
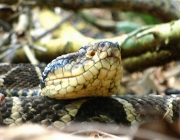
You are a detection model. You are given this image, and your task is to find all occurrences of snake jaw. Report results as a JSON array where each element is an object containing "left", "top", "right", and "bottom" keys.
[{"left": 41, "top": 41, "right": 122, "bottom": 99}]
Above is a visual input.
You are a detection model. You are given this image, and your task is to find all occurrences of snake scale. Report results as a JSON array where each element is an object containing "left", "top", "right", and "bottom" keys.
[{"left": 0, "top": 41, "right": 179, "bottom": 130}]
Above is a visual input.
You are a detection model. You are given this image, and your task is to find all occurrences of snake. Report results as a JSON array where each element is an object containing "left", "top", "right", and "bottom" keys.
[{"left": 0, "top": 41, "right": 179, "bottom": 130}]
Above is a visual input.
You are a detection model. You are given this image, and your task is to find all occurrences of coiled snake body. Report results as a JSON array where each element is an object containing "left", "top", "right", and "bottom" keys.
[{"left": 0, "top": 41, "right": 179, "bottom": 129}]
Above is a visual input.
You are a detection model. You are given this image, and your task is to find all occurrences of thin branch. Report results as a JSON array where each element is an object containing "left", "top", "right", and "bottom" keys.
[
  {"left": 23, "top": 44, "right": 39, "bottom": 64},
  {"left": 0, "top": 43, "right": 24, "bottom": 60}
]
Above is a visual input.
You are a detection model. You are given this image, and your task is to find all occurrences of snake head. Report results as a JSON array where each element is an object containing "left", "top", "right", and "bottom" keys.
[{"left": 41, "top": 41, "right": 122, "bottom": 99}]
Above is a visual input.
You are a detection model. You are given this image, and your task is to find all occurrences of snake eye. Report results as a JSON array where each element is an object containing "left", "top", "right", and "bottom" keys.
[
  {"left": 86, "top": 49, "right": 96, "bottom": 58},
  {"left": 90, "top": 51, "right": 95, "bottom": 56}
]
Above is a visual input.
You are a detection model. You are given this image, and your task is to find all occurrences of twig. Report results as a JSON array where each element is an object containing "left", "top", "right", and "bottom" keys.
[
  {"left": 23, "top": 44, "right": 39, "bottom": 64},
  {"left": 32, "top": 45, "right": 47, "bottom": 52},
  {"left": 0, "top": 43, "right": 24, "bottom": 60},
  {"left": 63, "top": 123, "right": 132, "bottom": 136},
  {"left": 70, "top": 129, "right": 120, "bottom": 139},
  {"left": 15, "top": 7, "right": 30, "bottom": 36}
]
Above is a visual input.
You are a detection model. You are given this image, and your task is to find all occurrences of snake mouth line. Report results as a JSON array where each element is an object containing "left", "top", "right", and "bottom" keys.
[{"left": 107, "top": 54, "right": 120, "bottom": 61}]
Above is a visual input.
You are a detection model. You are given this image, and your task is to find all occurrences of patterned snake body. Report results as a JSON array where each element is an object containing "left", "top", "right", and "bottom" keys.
[
  {"left": 0, "top": 41, "right": 179, "bottom": 128},
  {"left": 0, "top": 95, "right": 179, "bottom": 129}
]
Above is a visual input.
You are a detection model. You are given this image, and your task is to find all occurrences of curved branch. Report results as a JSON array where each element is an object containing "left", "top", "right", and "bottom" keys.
[{"left": 0, "top": 0, "right": 180, "bottom": 22}]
